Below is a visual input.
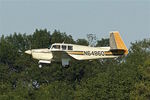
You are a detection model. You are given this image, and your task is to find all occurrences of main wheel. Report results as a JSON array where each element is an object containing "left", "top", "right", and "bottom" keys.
[
  {"left": 39, "top": 64, "right": 42, "bottom": 68},
  {"left": 63, "top": 65, "right": 70, "bottom": 68}
]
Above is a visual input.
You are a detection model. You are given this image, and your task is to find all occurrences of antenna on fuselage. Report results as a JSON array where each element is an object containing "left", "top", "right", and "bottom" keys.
[{"left": 62, "top": 38, "right": 66, "bottom": 44}]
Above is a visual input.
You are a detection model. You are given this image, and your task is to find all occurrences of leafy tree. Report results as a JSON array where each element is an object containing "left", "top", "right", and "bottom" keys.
[
  {"left": 31, "top": 29, "right": 51, "bottom": 48},
  {"left": 129, "top": 52, "right": 150, "bottom": 99},
  {"left": 76, "top": 39, "right": 89, "bottom": 46},
  {"left": 0, "top": 36, "right": 18, "bottom": 65},
  {"left": 96, "top": 38, "right": 109, "bottom": 47},
  {"left": 0, "top": 29, "right": 150, "bottom": 100},
  {"left": 51, "top": 30, "right": 75, "bottom": 44},
  {"left": 35, "top": 81, "right": 74, "bottom": 100}
]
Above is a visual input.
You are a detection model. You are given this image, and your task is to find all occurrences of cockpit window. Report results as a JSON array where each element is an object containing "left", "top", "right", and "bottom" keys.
[
  {"left": 52, "top": 45, "right": 60, "bottom": 49},
  {"left": 62, "top": 45, "right": 66, "bottom": 50},
  {"left": 68, "top": 46, "right": 73, "bottom": 50}
]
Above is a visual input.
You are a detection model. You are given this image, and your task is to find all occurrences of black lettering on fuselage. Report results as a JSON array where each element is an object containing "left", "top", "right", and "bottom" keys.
[{"left": 84, "top": 51, "right": 104, "bottom": 56}]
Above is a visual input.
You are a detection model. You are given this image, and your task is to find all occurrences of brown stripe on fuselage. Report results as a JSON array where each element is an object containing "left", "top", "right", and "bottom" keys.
[
  {"left": 67, "top": 51, "right": 84, "bottom": 55},
  {"left": 67, "top": 50, "right": 124, "bottom": 56},
  {"left": 104, "top": 51, "right": 113, "bottom": 55},
  {"left": 104, "top": 50, "right": 125, "bottom": 56}
]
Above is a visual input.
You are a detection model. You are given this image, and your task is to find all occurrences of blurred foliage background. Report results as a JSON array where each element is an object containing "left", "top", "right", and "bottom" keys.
[{"left": 0, "top": 29, "right": 150, "bottom": 100}]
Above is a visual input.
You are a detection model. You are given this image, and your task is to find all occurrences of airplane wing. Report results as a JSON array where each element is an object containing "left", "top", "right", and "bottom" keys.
[
  {"left": 51, "top": 51, "right": 74, "bottom": 66},
  {"left": 51, "top": 51, "right": 88, "bottom": 66},
  {"left": 66, "top": 51, "right": 85, "bottom": 60}
]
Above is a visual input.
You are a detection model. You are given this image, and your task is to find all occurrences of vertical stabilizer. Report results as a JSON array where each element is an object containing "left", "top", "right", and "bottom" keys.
[{"left": 110, "top": 31, "right": 128, "bottom": 55}]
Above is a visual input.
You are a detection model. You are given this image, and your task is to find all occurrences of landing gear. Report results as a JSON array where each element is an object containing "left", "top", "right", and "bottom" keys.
[
  {"left": 63, "top": 65, "right": 70, "bottom": 68},
  {"left": 38, "top": 60, "right": 51, "bottom": 68},
  {"left": 38, "top": 64, "right": 42, "bottom": 68}
]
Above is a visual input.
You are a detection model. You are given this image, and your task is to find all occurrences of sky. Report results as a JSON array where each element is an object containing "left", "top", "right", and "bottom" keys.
[{"left": 0, "top": 0, "right": 150, "bottom": 47}]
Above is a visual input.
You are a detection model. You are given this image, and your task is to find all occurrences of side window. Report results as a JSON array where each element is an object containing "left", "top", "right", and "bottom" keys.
[
  {"left": 56, "top": 45, "right": 60, "bottom": 49},
  {"left": 52, "top": 45, "right": 60, "bottom": 49},
  {"left": 68, "top": 46, "right": 73, "bottom": 50},
  {"left": 62, "top": 45, "right": 66, "bottom": 50}
]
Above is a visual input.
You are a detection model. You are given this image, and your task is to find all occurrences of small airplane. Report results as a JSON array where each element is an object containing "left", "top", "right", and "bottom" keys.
[{"left": 25, "top": 31, "right": 128, "bottom": 68}]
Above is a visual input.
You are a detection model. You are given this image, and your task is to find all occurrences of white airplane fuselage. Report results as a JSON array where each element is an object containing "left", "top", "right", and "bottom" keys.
[
  {"left": 26, "top": 45, "right": 117, "bottom": 60},
  {"left": 25, "top": 31, "right": 128, "bottom": 67}
]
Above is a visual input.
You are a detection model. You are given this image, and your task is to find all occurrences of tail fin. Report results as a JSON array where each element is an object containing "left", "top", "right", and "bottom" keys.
[{"left": 110, "top": 31, "right": 128, "bottom": 55}]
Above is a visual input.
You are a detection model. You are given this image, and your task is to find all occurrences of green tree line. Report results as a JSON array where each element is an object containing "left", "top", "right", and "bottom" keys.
[{"left": 0, "top": 29, "right": 150, "bottom": 100}]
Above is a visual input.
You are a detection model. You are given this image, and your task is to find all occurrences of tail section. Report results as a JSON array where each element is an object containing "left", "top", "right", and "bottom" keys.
[{"left": 110, "top": 31, "right": 128, "bottom": 55}]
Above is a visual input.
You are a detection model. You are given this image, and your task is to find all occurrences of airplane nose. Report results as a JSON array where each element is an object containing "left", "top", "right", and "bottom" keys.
[{"left": 25, "top": 50, "right": 32, "bottom": 55}]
